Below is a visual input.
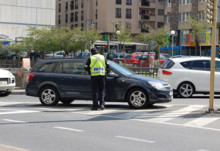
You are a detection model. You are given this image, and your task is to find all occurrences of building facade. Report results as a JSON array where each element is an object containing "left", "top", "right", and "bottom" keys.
[
  {"left": 56, "top": 0, "right": 165, "bottom": 37},
  {"left": 164, "top": 0, "right": 220, "bottom": 56},
  {"left": 0, "top": 0, "right": 56, "bottom": 41}
]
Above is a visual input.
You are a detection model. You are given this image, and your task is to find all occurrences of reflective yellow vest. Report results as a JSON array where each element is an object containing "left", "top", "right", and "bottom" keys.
[{"left": 90, "top": 54, "right": 106, "bottom": 76}]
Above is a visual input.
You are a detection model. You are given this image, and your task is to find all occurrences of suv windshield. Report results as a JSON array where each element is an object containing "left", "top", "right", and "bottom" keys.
[{"left": 109, "top": 61, "right": 134, "bottom": 75}]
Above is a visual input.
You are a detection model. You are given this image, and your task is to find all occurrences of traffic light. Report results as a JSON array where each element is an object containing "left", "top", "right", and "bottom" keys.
[{"left": 206, "top": 0, "right": 214, "bottom": 24}]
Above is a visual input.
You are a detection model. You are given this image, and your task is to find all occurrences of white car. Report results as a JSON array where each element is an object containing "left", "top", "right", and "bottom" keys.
[
  {"left": 44, "top": 51, "right": 66, "bottom": 59},
  {"left": 157, "top": 57, "right": 220, "bottom": 98},
  {"left": 0, "top": 69, "right": 16, "bottom": 96}
]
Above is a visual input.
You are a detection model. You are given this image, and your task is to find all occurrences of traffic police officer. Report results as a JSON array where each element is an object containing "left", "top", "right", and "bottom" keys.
[{"left": 84, "top": 48, "right": 109, "bottom": 110}]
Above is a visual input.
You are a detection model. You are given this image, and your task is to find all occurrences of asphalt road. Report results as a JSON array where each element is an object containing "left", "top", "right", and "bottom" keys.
[{"left": 0, "top": 95, "right": 220, "bottom": 151}]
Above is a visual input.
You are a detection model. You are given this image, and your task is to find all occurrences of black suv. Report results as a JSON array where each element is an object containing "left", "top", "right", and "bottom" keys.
[{"left": 26, "top": 59, "right": 172, "bottom": 109}]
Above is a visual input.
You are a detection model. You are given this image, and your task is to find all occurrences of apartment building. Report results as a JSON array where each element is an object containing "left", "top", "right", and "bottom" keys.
[
  {"left": 164, "top": 0, "right": 220, "bottom": 56},
  {"left": 56, "top": 0, "right": 165, "bottom": 38},
  {"left": 0, "top": 0, "right": 56, "bottom": 41}
]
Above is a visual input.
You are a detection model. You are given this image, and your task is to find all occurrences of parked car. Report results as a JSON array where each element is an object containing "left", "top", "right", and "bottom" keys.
[
  {"left": 157, "top": 57, "right": 220, "bottom": 98},
  {"left": 121, "top": 53, "right": 143, "bottom": 66},
  {"left": 76, "top": 52, "right": 91, "bottom": 59},
  {"left": 138, "top": 53, "right": 167, "bottom": 67},
  {"left": 0, "top": 69, "right": 16, "bottom": 96},
  {"left": 106, "top": 52, "right": 126, "bottom": 63},
  {"left": 44, "top": 51, "right": 66, "bottom": 59},
  {"left": 0, "top": 50, "right": 17, "bottom": 60},
  {"left": 20, "top": 50, "right": 41, "bottom": 61},
  {"left": 26, "top": 59, "right": 172, "bottom": 109}
]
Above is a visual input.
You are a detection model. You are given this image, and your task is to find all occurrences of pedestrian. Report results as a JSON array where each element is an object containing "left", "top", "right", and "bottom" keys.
[{"left": 84, "top": 48, "right": 110, "bottom": 110}]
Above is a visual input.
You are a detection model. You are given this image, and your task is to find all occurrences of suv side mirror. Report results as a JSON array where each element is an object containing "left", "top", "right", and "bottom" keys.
[{"left": 108, "top": 73, "right": 120, "bottom": 78}]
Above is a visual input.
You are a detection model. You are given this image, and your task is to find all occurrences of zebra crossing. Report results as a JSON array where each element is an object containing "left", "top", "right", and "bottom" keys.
[{"left": 1, "top": 101, "right": 220, "bottom": 131}]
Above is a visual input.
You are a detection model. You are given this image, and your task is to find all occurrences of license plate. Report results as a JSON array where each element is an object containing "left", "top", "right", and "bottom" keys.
[{"left": 0, "top": 81, "right": 7, "bottom": 85}]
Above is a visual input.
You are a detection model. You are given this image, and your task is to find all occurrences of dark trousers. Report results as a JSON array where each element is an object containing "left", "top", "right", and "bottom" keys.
[{"left": 91, "top": 76, "right": 106, "bottom": 108}]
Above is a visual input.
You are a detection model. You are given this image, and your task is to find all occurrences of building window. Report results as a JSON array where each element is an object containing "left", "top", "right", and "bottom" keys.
[
  {"left": 59, "top": 3, "right": 61, "bottom": 13},
  {"left": 81, "top": 0, "right": 84, "bottom": 8},
  {"left": 198, "top": 11, "right": 206, "bottom": 20},
  {"left": 126, "top": 9, "right": 132, "bottom": 18},
  {"left": 158, "top": 9, "right": 164, "bottom": 15},
  {"left": 75, "top": 0, "right": 78, "bottom": 9},
  {"left": 166, "top": 0, "right": 171, "bottom": 7},
  {"left": 142, "top": 0, "right": 150, "bottom": 6},
  {"left": 81, "top": 11, "right": 84, "bottom": 21},
  {"left": 66, "top": 2, "right": 68, "bottom": 11},
  {"left": 198, "top": 0, "right": 206, "bottom": 2},
  {"left": 126, "top": 0, "right": 132, "bottom": 5},
  {"left": 158, "top": 0, "right": 164, "bottom": 2},
  {"left": 58, "top": 15, "right": 61, "bottom": 24},
  {"left": 96, "top": 0, "right": 98, "bottom": 6},
  {"left": 96, "top": 9, "right": 98, "bottom": 19},
  {"left": 81, "top": 23, "right": 84, "bottom": 30},
  {"left": 75, "top": 12, "right": 78, "bottom": 21},
  {"left": 66, "top": 14, "right": 68, "bottom": 23},
  {"left": 158, "top": 22, "right": 164, "bottom": 28},
  {"left": 70, "top": 0, "right": 74, "bottom": 10},
  {"left": 179, "top": 12, "right": 191, "bottom": 22},
  {"left": 179, "top": 0, "right": 192, "bottom": 5},
  {"left": 71, "top": 13, "right": 74, "bottom": 22},
  {"left": 115, "top": 8, "right": 121, "bottom": 18},
  {"left": 165, "top": 14, "right": 171, "bottom": 23},
  {"left": 116, "top": 0, "right": 122, "bottom": 4},
  {"left": 126, "top": 22, "right": 131, "bottom": 29}
]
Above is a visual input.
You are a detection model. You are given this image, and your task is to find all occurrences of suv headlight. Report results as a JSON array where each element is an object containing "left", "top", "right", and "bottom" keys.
[{"left": 148, "top": 81, "right": 166, "bottom": 90}]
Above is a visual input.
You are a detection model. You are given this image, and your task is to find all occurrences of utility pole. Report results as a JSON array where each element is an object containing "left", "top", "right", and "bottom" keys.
[{"left": 207, "top": 0, "right": 217, "bottom": 113}]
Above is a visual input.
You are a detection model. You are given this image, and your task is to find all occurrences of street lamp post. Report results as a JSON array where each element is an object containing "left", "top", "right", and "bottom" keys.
[
  {"left": 116, "top": 30, "right": 120, "bottom": 52},
  {"left": 171, "top": 30, "right": 175, "bottom": 56}
]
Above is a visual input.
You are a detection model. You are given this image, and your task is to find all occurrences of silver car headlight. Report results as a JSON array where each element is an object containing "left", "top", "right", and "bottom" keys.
[{"left": 148, "top": 81, "right": 167, "bottom": 90}]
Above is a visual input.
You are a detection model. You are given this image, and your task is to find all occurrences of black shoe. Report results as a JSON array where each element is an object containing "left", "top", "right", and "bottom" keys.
[
  {"left": 100, "top": 105, "right": 105, "bottom": 110},
  {"left": 91, "top": 107, "right": 99, "bottom": 111}
]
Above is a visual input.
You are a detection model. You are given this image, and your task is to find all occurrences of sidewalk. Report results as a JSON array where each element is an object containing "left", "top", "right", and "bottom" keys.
[{"left": 12, "top": 87, "right": 25, "bottom": 95}]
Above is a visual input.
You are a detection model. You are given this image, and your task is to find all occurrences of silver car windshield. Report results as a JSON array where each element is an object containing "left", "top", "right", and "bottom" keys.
[{"left": 109, "top": 61, "right": 134, "bottom": 75}]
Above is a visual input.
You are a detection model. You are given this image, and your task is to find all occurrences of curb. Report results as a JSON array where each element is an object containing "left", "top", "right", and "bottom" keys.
[{"left": 11, "top": 88, "right": 26, "bottom": 95}]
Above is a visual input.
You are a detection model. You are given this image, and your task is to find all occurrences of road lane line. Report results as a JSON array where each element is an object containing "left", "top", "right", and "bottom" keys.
[
  {"left": 184, "top": 117, "right": 219, "bottom": 127},
  {"left": 54, "top": 126, "right": 84, "bottom": 132},
  {"left": 0, "top": 110, "right": 39, "bottom": 115},
  {"left": 2, "top": 119, "right": 27, "bottom": 123},
  {"left": 146, "top": 105, "right": 205, "bottom": 123},
  {"left": 116, "top": 136, "right": 155, "bottom": 143}
]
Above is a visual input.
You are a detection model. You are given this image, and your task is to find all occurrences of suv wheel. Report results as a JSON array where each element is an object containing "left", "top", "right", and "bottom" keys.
[
  {"left": 178, "top": 82, "right": 194, "bottom": 98},
  {"left": 39, "top": 86, "right": 59, "bottom": 106},
  {"left": 127, "top": 88, "right": 148, "bottom": 109}
]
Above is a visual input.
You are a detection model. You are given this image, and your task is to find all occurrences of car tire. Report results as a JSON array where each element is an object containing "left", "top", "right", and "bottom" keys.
[
  {"left": 39, "top": 86, "right": 60, "bottom": 106},
  {"left": 127, "top": 88, "right": 148, "bottom": 109},
  {"left": 178, "top": 82, "right": 194, "bottom": 98},
  {"left": 60, "top": 99, "right": 74, "bottom": 105},
  {"left": 0, "top": 92, "right": 11, "bottom": 97}
]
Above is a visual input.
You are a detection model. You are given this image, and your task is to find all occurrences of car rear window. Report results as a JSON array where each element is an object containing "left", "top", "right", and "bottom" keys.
[
  {"left": 37, "top": 62, "right": 58, "bottom": 73},
  {"left": 161, "top": 59, "right": 174, "bottom": 69}
]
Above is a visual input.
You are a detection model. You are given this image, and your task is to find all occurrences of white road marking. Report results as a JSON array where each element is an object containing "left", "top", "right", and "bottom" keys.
[
  {"left": 2, "top": 119, "right": 27, "bottom": 123},
  {"left": 0, "top": 110, "right": 39, "bottom": 115},
  {"left": 184, "top": 117, "right": 219, "bottom": 127},
  {"left": 54, "top": 126, "right": 84, "bottom": 132},
  {"left": 146, "top": 105, "right": 205, "bottom": 123},
  {"left": 78, "top": 109, "right": 119, "bottom": 115},
  {"left": 116, "top": 136, "right": 155, "bottom": 143}
]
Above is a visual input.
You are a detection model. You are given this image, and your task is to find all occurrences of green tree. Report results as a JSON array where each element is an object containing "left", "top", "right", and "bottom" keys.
[{"left": 187, "top": 16, "right": 211, "bottom": 56}]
